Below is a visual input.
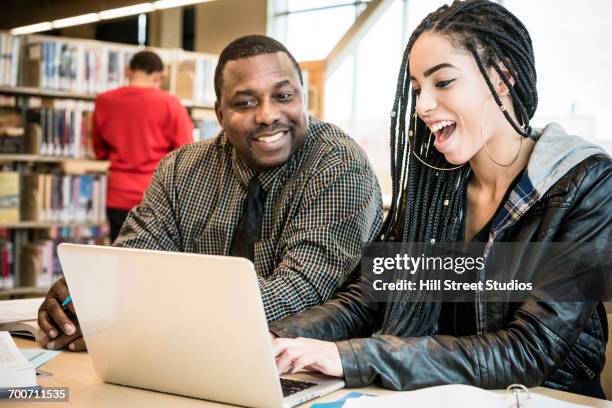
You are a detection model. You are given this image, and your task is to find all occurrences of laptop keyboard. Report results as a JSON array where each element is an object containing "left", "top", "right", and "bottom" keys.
[{"left": 280, "top": 378, "right": 318, "bottom": 397}]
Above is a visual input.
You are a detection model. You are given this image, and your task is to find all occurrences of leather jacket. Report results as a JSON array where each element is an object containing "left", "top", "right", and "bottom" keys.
[{"left": 269, "top": 153, "right": 611, "bottom": 398}]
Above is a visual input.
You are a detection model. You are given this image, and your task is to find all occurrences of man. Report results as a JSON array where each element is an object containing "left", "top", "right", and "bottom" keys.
[
  {"left": 38, "top": 35, "right": 383, "bottom": 351},
  {"left": 93, "top": 50, "right": 194, "bottom": 241}
]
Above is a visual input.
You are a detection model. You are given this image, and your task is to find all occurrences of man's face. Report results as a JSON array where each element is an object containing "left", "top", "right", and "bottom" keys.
[{"left": 215, "top": 52, "right": 309, "bottom": 171}]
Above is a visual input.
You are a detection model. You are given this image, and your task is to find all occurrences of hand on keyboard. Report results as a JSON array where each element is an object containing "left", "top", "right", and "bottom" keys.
[{"left": 272, "top": 337, "right": 344, "bottom": 378}]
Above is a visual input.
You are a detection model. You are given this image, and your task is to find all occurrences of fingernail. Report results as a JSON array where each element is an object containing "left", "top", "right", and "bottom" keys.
[
  {"left": 49, "top": 329, "right": 58, "bottom": 338},
  {"left": 68, "top": 343, "right": 75, "bottom": 350},
  {"left": 46, "top": 341, "right": 55, "bottom": 350},
  {"left": 64, "top": 324, "right": 75, "bottom": 335}
]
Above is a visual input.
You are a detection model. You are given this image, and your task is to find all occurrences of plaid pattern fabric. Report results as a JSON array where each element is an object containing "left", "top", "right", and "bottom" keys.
[
  {"left": 114, "top": 117, "right": 383, "bottom": 321},
  {"left": 475, "top": 172, "right": 538, "bottom": 333}
]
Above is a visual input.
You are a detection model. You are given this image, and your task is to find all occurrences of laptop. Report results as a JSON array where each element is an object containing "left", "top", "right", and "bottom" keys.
[{"left": 57, "top": 243, "right": 345, "bottom": 408}]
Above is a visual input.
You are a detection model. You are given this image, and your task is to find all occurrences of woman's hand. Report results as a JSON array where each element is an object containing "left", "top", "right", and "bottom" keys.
[{"left": 272, "top": 337, "right": 344, "bottom": 378}]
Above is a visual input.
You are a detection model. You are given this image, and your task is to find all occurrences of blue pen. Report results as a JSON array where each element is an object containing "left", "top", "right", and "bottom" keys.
[{"left": 61, "top": 295, "right": 72, "bottom": 309}]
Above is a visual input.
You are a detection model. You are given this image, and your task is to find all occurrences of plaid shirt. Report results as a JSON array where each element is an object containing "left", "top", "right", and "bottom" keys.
[{"left": 114, "top": 117, "right": 383, "bottom": 321}]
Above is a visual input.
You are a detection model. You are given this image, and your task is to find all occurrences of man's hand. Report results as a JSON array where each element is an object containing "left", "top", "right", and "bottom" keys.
[
  {"left": 38, "top": 278, "right": 86, "bottom": 351},
  {"left": 272, "top": 337, "right": 343, "bottom": 378}
]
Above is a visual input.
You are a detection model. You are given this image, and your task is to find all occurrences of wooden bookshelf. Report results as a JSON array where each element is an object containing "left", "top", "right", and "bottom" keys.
[
  {"left": 0, "top": 31, "right": 219, "bottom": 295},
  {"left": 0, "top": 156, "right": 109, "bottom": 175},
  {"left": 180, "top": 99, "right": 215, "bottom": 109},
  {"left": 0, "top": 87, "right": 215, "bottom": 109},
  {"left": 0, "top": 85, "right": 95, "bottom": 100},
  {"left": 0, "top": 286, "right": 48, "bottom": 297},
  {"left": 0, "top": 222, "right": 105, "bottom": 229},
  {"left": 0, "top": 154, "right": 100, "bottom": 163}
]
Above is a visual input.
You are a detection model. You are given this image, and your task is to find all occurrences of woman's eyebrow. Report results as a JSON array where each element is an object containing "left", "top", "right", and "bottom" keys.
[{"left": 409, "top": 63, "right": 458, "bottom": 80}]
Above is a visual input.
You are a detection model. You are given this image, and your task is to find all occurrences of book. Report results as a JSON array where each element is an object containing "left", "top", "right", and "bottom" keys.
[
  {"left": 343, "top": 384, "right": 590, "bottom": 408},
  {"left": 0, "top": 298, "right": 43, "bottom": 324},
  {"left": 0, "top": 172, "right": 19, "bottom": 223},
  {"left": 0, "top": 232, "right": 14, "bottom": 289},
  {"left": 0, "top": 32, "right": 21, "bottom": 87},
  {"left": 0, "top": 320, "right": 44, "bottom": 343},
  {"left": 0, "top": 298, "right": 45, "bottom": 348},
  {"left": 0, "top": 331, "right": 36, "bottom": 388}
]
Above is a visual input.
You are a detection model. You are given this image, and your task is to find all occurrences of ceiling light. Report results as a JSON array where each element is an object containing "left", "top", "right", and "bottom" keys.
[
  {"left": 10, "top": 0, "right": 216, "bottom": 35},
  {"left": 52, "top": 13, "right": 100, "bottom": 29},
  {"left": 99, "top": 3, "right": 155, "bottom": 20},
  {"left": 10, "top": 22, "right": 53, "bottom": 35},
  {"left": 153, "top": 0, "right": 211, "bottom": 9}
]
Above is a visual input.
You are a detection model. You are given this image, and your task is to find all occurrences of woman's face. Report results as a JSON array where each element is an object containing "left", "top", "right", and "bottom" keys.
[{"left": 409, "top": 31, "right": 510, "bottom": 165}]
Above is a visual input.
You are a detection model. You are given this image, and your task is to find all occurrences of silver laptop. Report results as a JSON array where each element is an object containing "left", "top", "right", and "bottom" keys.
[{"left": 57, "top": 243, "right": 345, "bottom": 408}]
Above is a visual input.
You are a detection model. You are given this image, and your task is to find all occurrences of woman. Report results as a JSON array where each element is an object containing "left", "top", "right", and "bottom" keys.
[{"left": 269, "top": 0, "right": 611, "bottom": 398}]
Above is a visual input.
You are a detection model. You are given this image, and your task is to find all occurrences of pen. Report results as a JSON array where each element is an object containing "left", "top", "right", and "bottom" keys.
[{"left": 61, "top": 295, "right": 72, "bottom": 309}]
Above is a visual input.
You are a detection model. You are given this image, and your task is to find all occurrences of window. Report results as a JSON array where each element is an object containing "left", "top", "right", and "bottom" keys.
[
  {"left": 271, "top": 1, "right": 370, "bottom": 61},
  {"left": 271, "top": 0, "right": 612, "bottom": 195},
  {"left": 503, "top": 0, "right": 612, "bottom": 151}
]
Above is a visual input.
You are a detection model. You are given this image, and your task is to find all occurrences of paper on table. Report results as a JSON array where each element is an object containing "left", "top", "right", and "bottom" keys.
[
  {"left": 0, "top": 298, "right": 44, "bottom": 324},
  {"left": 0, "top": 331, "right": 36, "bottom": 388},
  {"left": 20, "top": 349, "right": 61, "bottom": 368},
  {"left": 342, "top": 384, "right": 590, "bottom": 408}
]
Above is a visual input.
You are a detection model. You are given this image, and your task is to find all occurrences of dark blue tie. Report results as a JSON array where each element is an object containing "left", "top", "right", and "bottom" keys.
[{"left": 230, "top": 175, "right": 266, "bottom": 261}]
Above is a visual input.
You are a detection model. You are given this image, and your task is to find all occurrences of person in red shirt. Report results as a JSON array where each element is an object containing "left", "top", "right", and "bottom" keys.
[{"left": 93, "top": 50, "right": 194, "bottom": 242}]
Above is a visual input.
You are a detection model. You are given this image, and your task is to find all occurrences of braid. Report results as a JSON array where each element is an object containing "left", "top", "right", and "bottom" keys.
[{"left": 381, "top": 0, "right": 539, "bottom": 336}]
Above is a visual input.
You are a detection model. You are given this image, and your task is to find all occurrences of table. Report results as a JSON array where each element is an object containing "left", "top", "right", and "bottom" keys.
[{"left": 12, "top": 338, "right": 612, "bottom": 407}]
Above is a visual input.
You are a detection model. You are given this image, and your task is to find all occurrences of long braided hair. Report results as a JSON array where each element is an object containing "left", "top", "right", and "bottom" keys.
[{"left": 380, "top": 0, "right": 538, "bottom": 336}]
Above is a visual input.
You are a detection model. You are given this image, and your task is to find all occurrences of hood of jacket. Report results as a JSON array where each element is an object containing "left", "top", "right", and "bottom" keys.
[{"left": 490, "top": 122, "right": 609, "bottom": 237}]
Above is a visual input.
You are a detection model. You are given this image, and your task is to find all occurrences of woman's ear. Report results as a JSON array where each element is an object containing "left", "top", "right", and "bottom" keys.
[{"left": 494, "top": 60, "right": 515, "bottom": 96}]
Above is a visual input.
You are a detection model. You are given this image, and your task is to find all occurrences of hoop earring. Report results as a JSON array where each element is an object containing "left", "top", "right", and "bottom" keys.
[
  {"left": 409, "top": 112, "right": 465, "bottom": 172},
  {"left": 481, "top": 95, "right": 523, "bottom": 167}
]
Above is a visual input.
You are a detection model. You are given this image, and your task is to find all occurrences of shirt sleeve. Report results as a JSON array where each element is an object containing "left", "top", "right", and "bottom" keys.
[
  {"left": 112, "top": 149, "right": 184, "bottom": 251},
  {"left": 92, "top": 104, "right": 109, "bottom": 160},
  {"left": 259, "top": 159, "right": 383, "bottom": 321},
  {"left": 169, "top": 97, "right": 194, "bottom": 149}
]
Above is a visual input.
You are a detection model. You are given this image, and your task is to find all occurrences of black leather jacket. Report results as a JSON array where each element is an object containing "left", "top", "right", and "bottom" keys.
[{"left": 269, "top": 154, "right": 611, "bottom": 398}]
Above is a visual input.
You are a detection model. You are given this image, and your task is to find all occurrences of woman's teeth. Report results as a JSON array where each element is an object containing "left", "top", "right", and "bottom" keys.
[{"left": 429, "top": 120, "right": 456, "bottom": 133}]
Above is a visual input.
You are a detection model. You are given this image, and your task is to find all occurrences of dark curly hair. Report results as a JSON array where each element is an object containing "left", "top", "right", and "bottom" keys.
[{"left": 381, "top": 0, "right": 538, "bottom": 337}]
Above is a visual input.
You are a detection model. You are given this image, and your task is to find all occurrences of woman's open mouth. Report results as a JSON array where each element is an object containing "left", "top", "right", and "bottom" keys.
[{"left": 430, "top": 120, "right": 456, "bottom": 151}]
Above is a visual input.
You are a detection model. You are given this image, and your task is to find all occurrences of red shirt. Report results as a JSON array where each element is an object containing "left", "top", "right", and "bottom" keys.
[{"left": 93, "top": 86, "right": 194, "bottom": 210}]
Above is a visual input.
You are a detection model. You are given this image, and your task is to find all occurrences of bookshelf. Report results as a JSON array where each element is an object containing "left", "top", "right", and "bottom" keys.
[
  {"left": 0, "top": 31, "right": 222, "bottom": 298},
  {"left": 0, "top": 86, "right": 96, "bottom": 100}
]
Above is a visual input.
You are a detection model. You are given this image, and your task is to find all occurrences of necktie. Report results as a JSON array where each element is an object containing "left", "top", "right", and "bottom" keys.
[{"left": 230, "top": 175, "right": 266, "bottom": 261}]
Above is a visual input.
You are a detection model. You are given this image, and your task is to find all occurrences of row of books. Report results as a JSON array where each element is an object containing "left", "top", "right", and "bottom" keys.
[
  {"left": 11, "top": 35, "right": 218, "bottom": 106},
  {"left": 175, "top": 56, "right": 217, "bottom": 107},
  {"left": 26, "top": 98, "right": 95, "bottom": 158},
  {"left": 22, "top": 172, "right": 107, "bottom": 224},
  {"left": 24, "top": 40, "right": 134, "bottom": 94},
  {"left": 0, "top": 95, "right": 23, "bottom": 153},
  {"left": 191, "top": 108, "right": 221, "bottom": 142},
  {"left": 0, "top": 33, "right": 21, "bottom": 87},
  {"left": 0, "top": 226, "right": 106, "bottom": 290}
]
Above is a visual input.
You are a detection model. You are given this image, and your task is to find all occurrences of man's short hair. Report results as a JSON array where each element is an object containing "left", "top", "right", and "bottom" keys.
[
  {"left": 129, "top": 50, "right": 164, "bottom": 74},
  {"left": 214, "top": 35, "right": 304, "bottom": 101}
]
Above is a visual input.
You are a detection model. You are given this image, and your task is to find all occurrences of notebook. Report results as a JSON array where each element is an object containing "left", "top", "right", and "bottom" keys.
[
  {"left": 342, "top": 384, "right": 591, "bottom": 408},
  {"left": 0, "top": 298, "right": 45, "bottom": 343}
]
